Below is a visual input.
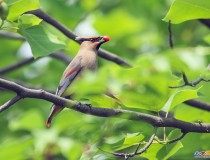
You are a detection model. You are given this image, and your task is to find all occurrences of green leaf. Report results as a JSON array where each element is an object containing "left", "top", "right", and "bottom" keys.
[
  {"left": 89, "top": 94, "right": 120, "bottom": 109},
  {"left": 157, "top": 141, "right": 183, "bottom": 160},
  {"left": 174, "top": 103, "right": 210, "bottom": 122},
  {"left": 9, "top": 109, "right": 44, "bottom": 131},
  {"left": 204, "top": 34, "right": 210, "bottom": 45},
  {"left": 0, "top": 137, "right": 33, "bottom": 160},
  {"left": 19, "top": 25, "right": 65, "bottom": 57},
  {"left": 141, "top": 143, "right": 164, "bottom": 160},
  {"left": 7, "top": 0, "right": 39, "bottom": 21},
  {"left": 163, "top": 0, "right": 210, "bottom": 24},
  {"left": 123, "top": 133, "right": 144, "bottom": 145},
  {"left": 69, "top": 71, "right": 107, "bottom": 100},
  {"left": 18, "top": 14, "right": 42, "bottom": 28},
  {"left": 116, "top": 132, "right": 144, "bottom": 150},
  {"left": 94, "top": 8, "right": 141, "bottom": 38},
  {"left": 161, "top": 88, "right": 200, "bottom": 112}
]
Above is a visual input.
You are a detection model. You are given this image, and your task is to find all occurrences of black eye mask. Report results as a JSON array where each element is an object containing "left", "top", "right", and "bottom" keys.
[{"left": 89, "top": 36, "right": 103, "bottom": 42}]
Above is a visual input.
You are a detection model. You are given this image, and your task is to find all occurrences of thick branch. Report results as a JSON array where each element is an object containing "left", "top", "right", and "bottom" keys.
[
  {"left": 184, "top": 99, "right": 210, "bottom": 112},
  {"left": 0, "top": 78, "right": 210, "bottom": 133},
  {"left": 25, "top": 9, "right": 132, "bottom": 67},
  {"left": 199, "top": 19, "right": 210, "bottom": 29}
]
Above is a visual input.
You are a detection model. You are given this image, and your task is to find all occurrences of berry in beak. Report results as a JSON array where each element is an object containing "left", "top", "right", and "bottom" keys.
[{"left": 103, "top": 36, "right": 110, "bottom": 42}]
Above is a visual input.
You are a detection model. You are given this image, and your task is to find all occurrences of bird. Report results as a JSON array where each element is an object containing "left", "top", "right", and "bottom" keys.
[{"left": 46, "top": 35, "right": 110, "bottom": 127}]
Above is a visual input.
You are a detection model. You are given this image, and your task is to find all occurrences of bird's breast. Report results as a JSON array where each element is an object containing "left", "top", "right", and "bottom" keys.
[{"left": 81, "top": 51, "right": 98, "bottom": 71}]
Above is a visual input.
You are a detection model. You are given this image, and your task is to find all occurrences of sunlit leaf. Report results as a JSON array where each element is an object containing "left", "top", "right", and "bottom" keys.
[
  {"left": 116, "top": 132, "right": 144, "bottom": 150},
  {"left": 18, "top": 14, "right": 42, "bottom": 28},
  {"left": 94, "top": 8, "right": 142, "bottom": 38},
  {"left": 141, "top": 143, "right": 164, "bottom": 160},
  {"left": 7, "top": 0, "right": 39, "bottom": 21},
  {"left": 0, "top": 137, "right": 33, "bottom": 160},
  {"left": 161, "top": 88, "right": 200, "bottom": 112},
  {"left": 19, "top": 25, "right": 65, "bottom": 58},
  {"left": 88, "top": 94, "right": 120, "bottom": 109},
  {"left": 158, "top": 141, "right": 183, "bottom": 160},
  {"left": 163, "top": 0, "right": 210, "bottom": 24}
]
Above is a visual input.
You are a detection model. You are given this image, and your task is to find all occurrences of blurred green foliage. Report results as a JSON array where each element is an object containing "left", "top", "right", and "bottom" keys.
[{"left": 1, "top": 0, "right": 210, "bottom": 159}]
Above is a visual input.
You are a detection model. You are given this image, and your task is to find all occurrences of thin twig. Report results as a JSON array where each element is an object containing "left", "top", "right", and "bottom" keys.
[
  {"left": 0, "top": 31, "right": 25, "bottom": 41},
  {"left": 168, "top": 20, "right": 173, "bottom": 48},
  {"left": 112, "top": 127, "right": 157, "bottom": 159},
  {"left": 25, "top": 9, "right": 132, "bottom": 67},
  {"left": 0, "top": 95, "right": 21, "bottom": 112},
  {"left": 50, "top": 52, "right": 71, "bottom": 64},
  {"left": 156, "top": 131, "right": 187, "bottom": 144},
  {"left": 0, "top": 52, "right": 71, "bottom": 75},
  {"left": 167, "top": 132, "right": 187, "bottom": 144},
  {"left": 0, "top": 57, "right": 34, "bottom": 75},
  {"left": 169, "top": 72, "right": 210, "bottom": 88}
]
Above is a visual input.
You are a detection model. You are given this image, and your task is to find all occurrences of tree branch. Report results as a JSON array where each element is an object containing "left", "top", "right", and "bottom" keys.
[
  {"left": 184, "top": 99, "right": 210, "bottom": 112},
  {"left": 0, "top": 31, "right": 25, "bottom": 41},
  {"left": 0, "top": 57, "right": 34, "bottom": 75},
  {"left": 167, "top": 131, "right": 187, "bottom": 144},
  {"left": 0, "top": 52, "right": 71, "bottom": 75},
  {"left": 0, "top": 95, "right": 21, "bottom": 112},
  {"left": 50, "top": 52, "right": 71, "bottom": 64},
  {"left": 169, "top": 72, "right": 210, "bottom": 88},
  {"left": 0, "top": 78, "right": 210, "bottom": 133},
  {"left": 25, "top": 9, "right": 132, "bottom": 67},
  {"left": 156, "top": 131, "right": 187, "bottom": 144},
  {"left": 199, "top": 19, "right": 210, "bottom": 29},
  {"left": 168, "top": 20, "right": 173, "bottom": 49}
]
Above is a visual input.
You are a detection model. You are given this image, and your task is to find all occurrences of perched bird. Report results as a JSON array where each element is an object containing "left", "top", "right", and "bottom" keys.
[{"left": 46, "top": 36, "right": 110, "bottom": 127}]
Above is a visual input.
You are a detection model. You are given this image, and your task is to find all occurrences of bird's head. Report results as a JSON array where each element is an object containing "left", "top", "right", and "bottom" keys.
[{"left": 75, "top": 36, "right": 110, "bottom": 50}]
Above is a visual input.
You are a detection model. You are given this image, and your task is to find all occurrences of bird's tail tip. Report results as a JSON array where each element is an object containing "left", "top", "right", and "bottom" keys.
[
  {"left": 46, "top": 105, "right": 63, "bottom": 128},
  {"left": 46, "top": 118, "right": 51, "bottom": 127}
]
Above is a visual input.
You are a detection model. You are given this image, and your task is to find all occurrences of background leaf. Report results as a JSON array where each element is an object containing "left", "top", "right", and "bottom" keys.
[
  {"left": 1, "top": 0, "right": 210, "bottom": 159},
  {"left": 163, "top": 0, "right": 210, "bottom": 24},
  {"left": 7, "top": 0, "right": 39, "bottom": 21},
  {"left": 19, "top": 25, "right": 65, "bottom": 58},
  {"left": 161, "top": 88, "right": 200, "bottom": 112}
]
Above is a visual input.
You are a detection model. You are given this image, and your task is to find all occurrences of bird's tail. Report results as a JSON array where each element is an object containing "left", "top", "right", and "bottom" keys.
[{"left": 46, "top": 105, "right": 64, "bottom": 127}]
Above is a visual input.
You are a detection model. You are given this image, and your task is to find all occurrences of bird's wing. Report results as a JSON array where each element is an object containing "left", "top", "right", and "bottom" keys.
[{"left": 56, "top": 59, "right": 82, "bottom": 96}]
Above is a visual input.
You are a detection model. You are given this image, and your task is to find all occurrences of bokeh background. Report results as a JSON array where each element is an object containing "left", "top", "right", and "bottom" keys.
[{"left": 1, "top": 0, "right": 210, "bottom": 159}]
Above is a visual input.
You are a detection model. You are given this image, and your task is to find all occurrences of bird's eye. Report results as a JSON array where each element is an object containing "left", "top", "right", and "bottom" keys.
[
  {"left": 90, "top": 38, "right": 97, "bottom": 42},
  {"left": 89, "top": 37, "right": 102, "bottom": 42}
]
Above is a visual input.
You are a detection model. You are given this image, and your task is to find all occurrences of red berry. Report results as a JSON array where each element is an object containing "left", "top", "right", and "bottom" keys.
[{"left": 103, "top": 36, "right": 110, "bottom": 41}]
